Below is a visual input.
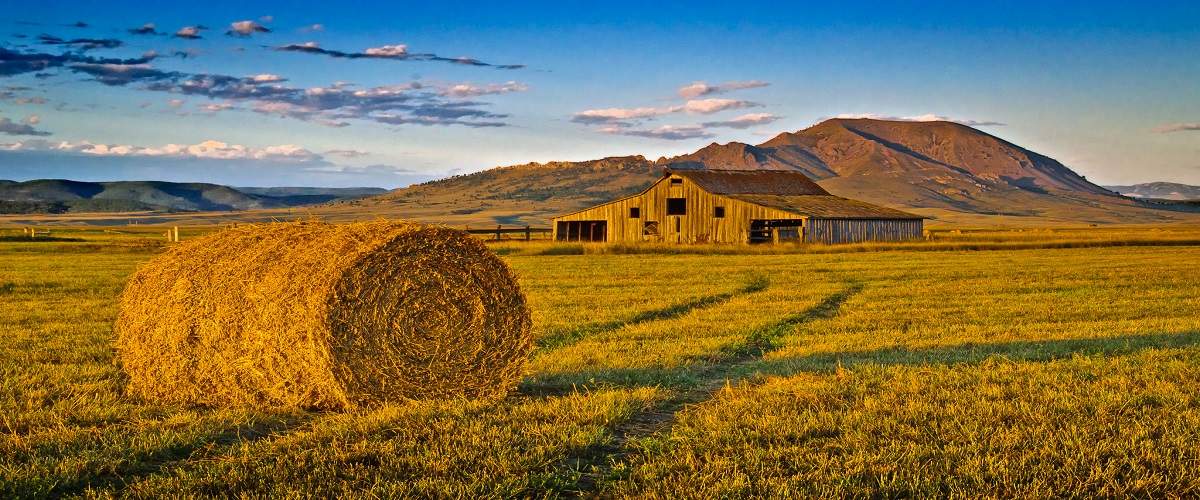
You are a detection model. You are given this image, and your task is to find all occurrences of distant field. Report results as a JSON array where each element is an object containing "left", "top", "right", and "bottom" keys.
[{"left": 2, "top": 227, "right": 1200, "bottom": 496}]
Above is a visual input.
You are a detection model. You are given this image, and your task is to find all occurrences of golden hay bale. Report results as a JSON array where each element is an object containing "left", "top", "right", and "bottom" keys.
[{"left": 114, "top": 220, "right": 531, "bottom": 410}]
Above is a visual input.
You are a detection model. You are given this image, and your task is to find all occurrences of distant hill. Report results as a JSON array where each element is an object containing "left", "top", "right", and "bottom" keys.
[
  {"left": 6, "top": 119, "right": 1198, "bottom": 226},
  {"left": 332, "top": 118, "right": 1198, "bottom": 226},
  {"left": 0, "top": 180, "right": 386, "bottom": 214},
  {"left": 234, "top": 186, "right": 388, "bottom": 198},
  {"left": 1104, "top": 182, "right": 1200, "bottom": 201}
]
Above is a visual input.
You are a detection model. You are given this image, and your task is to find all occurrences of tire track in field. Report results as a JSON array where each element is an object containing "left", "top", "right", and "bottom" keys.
[
  {"left": 552, "top": 281, "right": 864, "bottom": 497},
  {"left": 532, "top": 274, "right": 770, "bottom": 353}
]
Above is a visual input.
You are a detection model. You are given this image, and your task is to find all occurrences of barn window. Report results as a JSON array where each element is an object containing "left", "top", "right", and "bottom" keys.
[
  {"left": 670, "top": 178, "right": 683, "bottom": 185},
  {"left": 643, "top": 221, "right": 659, "bottom": 236},
  {"left": 629, "top": 207, "right": 640, "bottom": 218},
  {"left": 666, "top": 198, "right": 686, "bottom": 215},
  {"left": 714, "top": 206, "right": 725, "bottom": 218}
]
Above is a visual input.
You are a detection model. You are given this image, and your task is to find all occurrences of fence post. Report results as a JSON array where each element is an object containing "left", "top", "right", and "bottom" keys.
[
  {"left": 525, "top": 225, "right": 531, "bottom": 241},
  {"left": 173, "top": 226, "right": 180, "bottom": 242},
  {"left": 495, "top": 225, "right": 502, "bottom": 241}
]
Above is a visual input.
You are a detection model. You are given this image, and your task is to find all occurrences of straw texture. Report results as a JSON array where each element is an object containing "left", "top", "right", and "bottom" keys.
[{"left": 114, "top": 221, "right": 531, "bottom": 409}]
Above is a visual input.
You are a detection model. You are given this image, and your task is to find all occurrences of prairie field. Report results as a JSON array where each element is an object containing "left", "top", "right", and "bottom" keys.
[{"left": 2, "top": 226, "right": 1200, "bottom": 497}]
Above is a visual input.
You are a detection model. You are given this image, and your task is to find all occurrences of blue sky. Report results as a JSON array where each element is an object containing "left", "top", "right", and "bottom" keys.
[{"left": 0, "top": 0, "right": 1197, "bottom": 187}]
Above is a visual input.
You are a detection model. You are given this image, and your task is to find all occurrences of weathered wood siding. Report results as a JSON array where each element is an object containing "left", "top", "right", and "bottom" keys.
[
  {"left": 552, "top": 175, "right": 799, "bottom": 243},
  {"left": 805, "top": 218, "right": 923, "bottom": 244}
]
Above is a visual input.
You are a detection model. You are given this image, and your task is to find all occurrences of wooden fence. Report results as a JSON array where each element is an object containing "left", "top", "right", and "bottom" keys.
[{"left": 463, "top": 225, "right": 552, "bottom": 241}]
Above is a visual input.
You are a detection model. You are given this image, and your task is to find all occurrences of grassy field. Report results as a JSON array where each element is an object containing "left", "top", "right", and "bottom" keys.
[{"left": 2, "top": 227, "right": 1200, "bottom": 497}]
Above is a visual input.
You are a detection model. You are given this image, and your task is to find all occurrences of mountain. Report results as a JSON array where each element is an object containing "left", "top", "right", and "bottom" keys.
[
  {"left": 1104, "top": 182, "right": 1200, "bottom": 201},
  {"left": 331, "top": 118, "right": 1196, "bottom": 226},
  {"left": 664, "top": 118, "right": 1115, "bottom": 215},
  {"left": 0, "top": 180, "right": 385, "bottom": 214}
]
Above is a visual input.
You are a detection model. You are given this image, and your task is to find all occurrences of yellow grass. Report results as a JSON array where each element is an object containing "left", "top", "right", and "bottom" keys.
[{"left": 1, "top": 225, "right": 1199, "bottom": 496}]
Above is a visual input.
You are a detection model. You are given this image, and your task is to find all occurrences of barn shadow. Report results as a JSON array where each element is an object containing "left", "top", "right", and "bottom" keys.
[{"left": 533, "top": 274, "right": 769, "bottom": 353}]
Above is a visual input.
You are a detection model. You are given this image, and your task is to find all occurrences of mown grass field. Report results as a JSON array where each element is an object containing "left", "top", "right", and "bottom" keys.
[{"left": 2, "top": 226, "right": 1200, "bottom": 497}]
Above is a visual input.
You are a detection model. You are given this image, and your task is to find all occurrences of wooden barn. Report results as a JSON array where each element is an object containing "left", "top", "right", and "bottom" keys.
[{"left": 552, "top": 169, "right": 923, "bottom": 244}]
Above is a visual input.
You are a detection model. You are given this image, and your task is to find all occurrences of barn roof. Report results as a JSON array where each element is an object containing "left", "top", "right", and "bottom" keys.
[
  {"left": 727, "top": 194, "right": 924, "bottom": 219},
  {"left": 669, "top": 169, "right": 830, "bottom": 196}
]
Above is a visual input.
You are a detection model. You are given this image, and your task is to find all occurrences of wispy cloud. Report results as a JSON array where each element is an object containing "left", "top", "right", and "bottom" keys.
[
  {"left": 572, "top": 99, "right": 759, "bottom": 125},
  {"left": 325, "top": 149, "right": 371, "bottom": 158},
  {"left": 0, "top": 86, "right": 48, "bottom": 105},
  {"left": 300, "top": 24, "right": 324, "bottom": 33},
  {"left": 1153, "top": 122, "right": 1200, "bottom": 133},
  {"left": 0, "top": 115, "right": 51, "bottom": 136},
  {"left": 36, "top": 34, "right": 123, "bottom": 51},
  {"left": 226, "top": 20, "right": 271, "bottom": 37},
  {"left": 438, "top": 81, "right": 527, "bottom": 98},
  {"left": 702, "top": 112, "right": 781, "bottom": 129},
  {"left": 174, "top": 25, "right": 206, "bottom": 40},
  {"left": 600, "top": 124, "right": 714, "bottom": 141},
  {"left": 678, "top": 80, "right": 769, "bottom": 99},
  {"left": 0, "top": 47, "right": 157, "bottom": 78},
  {"left": 128, "top": 23, "right": 162, "bottom": 36},
  {"left": 1, "top": 45, "right": 524, "bottom": 129},
  {"left": 571, "top": 106, "right": 677, "bottom": 124},
  {"left": 828, "top": 113, "right": 1005, "bottom": 127},
  {"left": 275, "top": 42, "right": 524, "bottom": 69},
  {"left": 682, "top": 98, "right": 758, "bottom": 114},
  {"left": 1, "top": 138, "right": 323, "bottom": 161}
]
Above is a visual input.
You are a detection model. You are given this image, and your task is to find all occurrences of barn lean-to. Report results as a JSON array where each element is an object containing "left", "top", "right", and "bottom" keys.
[{"left": 552, "top": 169, "right": 923, "bottom": 244}]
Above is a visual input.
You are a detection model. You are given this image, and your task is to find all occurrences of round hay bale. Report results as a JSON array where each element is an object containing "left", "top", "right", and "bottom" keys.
[{"left": 114, "top": 220, "right": 531, "bottom": 409}]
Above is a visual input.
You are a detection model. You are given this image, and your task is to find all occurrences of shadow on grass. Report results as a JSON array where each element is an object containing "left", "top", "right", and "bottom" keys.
[
  {"left": 750, "top": 330, "right": 1200, "bottom": 378},
  {"left": 525, "top": 330, "right": 1200, "bottom": 399},
  {"left": 40, "top": 412, "right": 313, "bottom": 497},
  {"left": 528, "top": 279, "right": 1200, "bottom": 495},
  {"left": 531, "top": 281, "right": 864, "bottom": 494},
  {"left": 522, "top": 281, "right": 862, "bottom": 397},
  {"left": 534, "top": 274, "right": 770, "bottom": 353}
]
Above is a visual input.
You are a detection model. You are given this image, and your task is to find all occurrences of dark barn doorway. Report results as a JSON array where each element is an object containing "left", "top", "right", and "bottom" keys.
[
  {"left": 556, "top": 220, "right": 608, "bottom": 242},
  {"left": 749, "top": 219, "right": 805, "bottom": 244}
]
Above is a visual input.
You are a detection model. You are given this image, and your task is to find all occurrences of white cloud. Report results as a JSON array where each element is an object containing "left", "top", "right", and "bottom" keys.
[
  {"left": 439, "top": 81, "right": 528, "bottom": 98},
  {"left": 23, "top": 115, "right": 40, "bottom": 125},
  {"left": 573, "top": 98, "right": 759, "bottom": 125},
  {"left": 175, "top": 26, "right": 203, "bottom": 39},
  {"left": 249, "top": 73, "right": 285, "bottom": 83},
  {"left": 363, "top": 44, "right": 409, "bottom": 57},
  {"left": 1, "top": 138, "right": 323, "bottom": 161},
  {"left": 682, "top": 98, "right": 758, "bottom": 114},
  {"left": 829, "top": 113, "right": 1005, "bottom": 127},
  {"left": 228, "top": 20, "right": 271, "bottom": 37},
  {"left": 702, "top": 112, "right": 780, "bottom": 129},
  {"left": 198, "top": 102, "right": 234, "bottom": 113},
  {"left": 678, "top": 80, "right": 769, "bottom": 99},
  {"left": 571, "top": 106, "right": 677, "bottom": 124},
  {"left": 300, "top": 24, "right": 324, "bottom": 33},
  {"left": 601, "top": 124, "right": 714, "bottom": 141},
  {"left": 167, "top": 99, "right": 185, "bottom": 108}
]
